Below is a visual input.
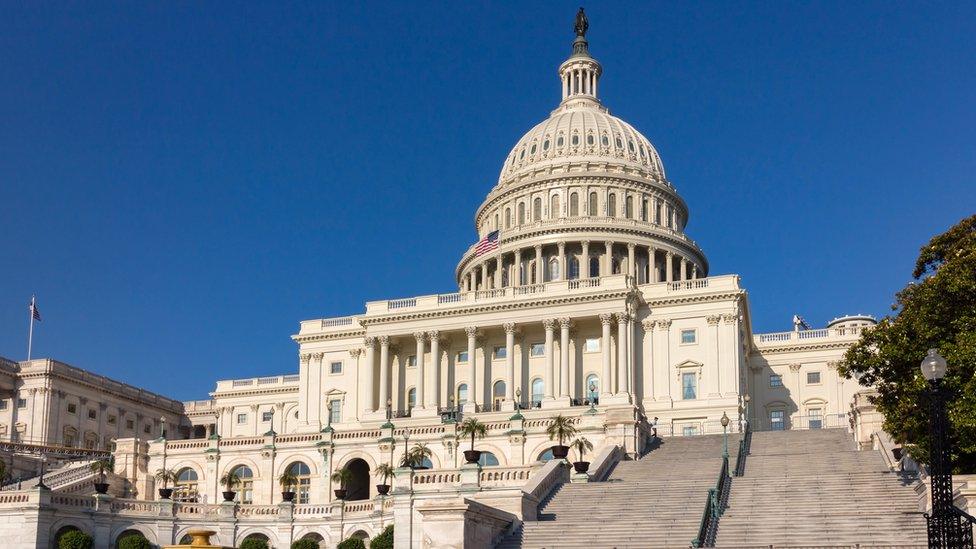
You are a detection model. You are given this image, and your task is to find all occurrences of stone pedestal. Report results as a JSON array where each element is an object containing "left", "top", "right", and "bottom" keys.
[
  {"left": 411, "top": 406, "right": 440, "bottom": 418},
  {"left": 500, "top": 399, "right": 516, "bottom": 412},
  {"left": 460, "top": 462, "right": 481, "bottom": 492},
  {"left": 461, "top": 402, "right": 478, "bottom": 414},
  {"left": 570, "top": 472, "right": 590, "bottom": 484},
  {"left": 541, "top": 396, "right": 571, "bottom": 409}
]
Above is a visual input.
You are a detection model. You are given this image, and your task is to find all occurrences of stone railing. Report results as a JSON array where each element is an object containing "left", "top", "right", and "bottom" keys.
[
  {"left": 0, "top": 441, "right": 109, "bottom": 460},
  {"left": 587, "top": 444, "right": 622, "bottom": 482},
  {"left": 215, "top": 375, "right": 300, "bottom": 393},
  {"left": 174, "top": 502, "right": 221, "bottom": 517},
  {"left": 275, "top": 433, "right": 322, "bottom": 445},
  {"left": 165, "top": 440, "right": 209, "bottom": 450},
  {"left": 523, "top": 459, "right": 568, "bottom": 505},
  {"left": 237, "top": 505, "right": 280, "bottom": 518},
  {"left": 755, "top": 326, "right": 864, "bottom": 344},
  {"left": 480, "top": 466, "right": 533, "bottom": 487},
  {"left": 0, "top": 493, "right": 29, "bottom": 504},
  {"left": 110, "top": 500, "right": 158, "bottom": 515},
  {"left": 293, "top": 504, "right": 333, "bottom": 517},
  {"left": 412, "top": 470, "right": 462, "bottom": 489},
  {"left": 344, "top": 501, "right": 374, "bottom": 515}
]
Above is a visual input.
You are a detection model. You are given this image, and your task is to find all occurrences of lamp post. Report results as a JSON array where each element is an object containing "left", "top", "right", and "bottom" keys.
[
  {"left": 720, "top": 412, "right": 730, "bottom": 461},
  {"left": 159, "top": 416, "right": 167, "bottom": 440},
  {"left": 515, "top": 388, "right": 521, "bottom": 413},
  {"left": 36, "top": 455, "right": 47, "bottom": 490},
  {"left": 588, "top": 382, "right": 598, "bottom": 412},
  {"left": 386, "top": 398, "right": 392, "bottom": 423},
  {"left": 402, "top": 427, "right": 411, "bottom": 468},
  {"left": 743, "top": 395, "right": 751, "bottom": 431},
  {"left": 920, "top": 349, "right": 972, "bottom": 548}
]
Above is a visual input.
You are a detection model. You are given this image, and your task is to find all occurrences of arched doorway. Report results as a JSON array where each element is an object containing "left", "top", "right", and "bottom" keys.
[
  {"left": 344, "top": 458, "right": 370, "bottom": 501},
  {"left": 492, "top": 381, "right": 506, "bottom": 411}
]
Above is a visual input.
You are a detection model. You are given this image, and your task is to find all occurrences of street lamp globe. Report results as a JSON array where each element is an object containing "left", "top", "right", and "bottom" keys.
[
  {"left": 720, "top": 412, "right": 730, "bottom": 428},
  {"left": 920, "top": 348, "right": 948, "bottom": 381},
  {"left": 743, "top": 394, "right": 750, "bottom": 403}
]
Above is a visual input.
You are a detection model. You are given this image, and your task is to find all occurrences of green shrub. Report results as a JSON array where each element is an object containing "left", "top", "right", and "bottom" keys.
[
  {"left": 336, "top": 538, "right": 366, "bottom": 549},
  {"left": 291, "top": 539, "right": 320, "bottom": 549},
  {"left": 59, "top": 531, "right": 94, "bottom": 549},
  {"left": 369, "top": 525, "right": 394, "bottom": 549},
  {"left": 117, "top": 534, "right": 151, "bottom": 549},
  {"left": 240, "top": 537, "right": 270, "bottom": 549}
]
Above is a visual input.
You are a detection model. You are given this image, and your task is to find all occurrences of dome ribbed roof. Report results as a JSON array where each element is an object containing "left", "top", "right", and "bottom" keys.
[{"left": 497, "top": 104, "right": 665, "bottom": 186}]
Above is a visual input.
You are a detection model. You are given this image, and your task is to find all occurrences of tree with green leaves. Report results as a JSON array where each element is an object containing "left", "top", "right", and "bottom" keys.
[
  {"left": 374, "top": 463, "right": 394, "bottom": 485},
  {"left": 153, "top": 469, "right": 177, "bottom": 490},
  {"left": 459, "top": 417, "right": 488, "bottom": 453},
  {"left": 331, "top": 467, "right": 353, "bottom": 490},
  {"left": 58, "top": 530, "right": 93, "bottom": 549},
  {"left": 404, "top": 442, "right": 433, "bottom": 468},
  {"left": 369, "top": 525, "right": 394, "bottom": 549},
  {"left": 90, "top": 458, "right": 113, "bottom": 483},
  {"left": 840, "top": 214, "right": 976, "bottom": 473},
  {"left": 546, "top": 415, "right": 578, "bottom": 446},
  {"left": 117, "top": 534, "right": 151, "bottom": 549},
  {"left": 571, "top": 437, "right": 594, "bottom": 462},
  {"left": 291, "top": 539, "right": 320, "bottom": 549},
  {"left": 240, "top": 537, "right": 269, "bottom": 549},
  {"left": 337, "top": 537, "right": 366, "bottom": 549}
]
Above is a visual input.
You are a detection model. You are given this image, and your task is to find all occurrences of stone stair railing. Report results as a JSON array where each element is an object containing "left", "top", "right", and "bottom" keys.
[{"left": 691, "top": 449, "right": 731, "bottom": 548}]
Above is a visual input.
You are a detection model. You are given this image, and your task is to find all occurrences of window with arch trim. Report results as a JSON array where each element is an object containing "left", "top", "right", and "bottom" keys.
[
  {"left": 407, "top": 388, "right": 416, "bottom": 414},
  {"left": 625, "top": 196, "right": 634, "bottom": 219},
  {"left": 531, "top": 378, "right": 544, "bottom": 406},
  {"left": 492, "top": 381, "right": 506, "bottom": 411},
  {"left": 588, "top": 192, "right": 598, "bottom": 216},
  {"left": 230, "top": 465, "right": 254, "bottom": 504},
  {"left": 586, "top": 374, "right": 599, "bottom": 402},
  {"left": 457, "top": 383, "right": 468, "bottom": 405},
  {"left": 533, "top": 197, "right": 542, "bottom": 221},
  {"left": 608, "top": 193, "right": 617, "bottom": 217},
  {"left": 505, "top": 208, "right": 511, "bottom": 229},
  {"left": 174, "top": 468, "right": 199, "bottom": 502},
  {"left": 589, "top": 256, "right": 600, "bottom": 277},
  {"left": 547, "top": 257, "right": 560, "bottom": 281},
  {"left": 478, "top": 451, "right": 500, "bottom": 467},
  {"left": 550, "top": 194, "right": 560, "bottom": 219},
  {"left": 287, "top": 461, "right": 312, "bottom": 503},
  {"left": 569, "top": 192, "right": 579, "bottom": 216},
  {"left": 568, "top": 256, "right": 579, "bottom": 280},
  {"left": 518, "top": 203, "right": 526, "bottom": 225},
  {"left": 641, "top": 198, "right": 649, "bottom": 221}
]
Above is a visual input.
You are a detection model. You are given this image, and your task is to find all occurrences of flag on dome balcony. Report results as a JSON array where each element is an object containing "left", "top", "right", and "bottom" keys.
[
  {"left": 475, "top": 230, "right": 500, "bottom": 257},
  {"left": 29, "top": 297, "right": 41, "bottom": 321}
]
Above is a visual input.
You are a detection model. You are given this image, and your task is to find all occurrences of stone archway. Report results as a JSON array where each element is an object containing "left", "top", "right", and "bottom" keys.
[{"left": 345, "top": 458, "right": 370, "bottom": 501}]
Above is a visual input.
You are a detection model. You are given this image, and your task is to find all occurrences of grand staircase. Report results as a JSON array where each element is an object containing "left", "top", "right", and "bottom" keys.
[
  {"left": 496, "top": 434, "right": 737, "bottom": 549},
  {"left": 715, "top": 428, "right": 927, "bottom": 548}
]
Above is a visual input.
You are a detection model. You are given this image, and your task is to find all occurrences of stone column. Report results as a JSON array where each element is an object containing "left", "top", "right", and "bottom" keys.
[
  {"left": 604, "top": 241, "right": 613, "bottom": 276},
  {"left": 467, "top": 271, "right": 474, "bottom": 292},
  {"left": 581, "top": 241, "right": 590, "bottom": 278},
  {"left": 428, "top": 331, "right": 441, "bottom": 409},
  {"left": 495, "top": 255, "right": 503, "bottom": 288},
  {"left": 691, "top": 264, "right": 698, "bottom": 279},
  {"left": 600, "top": 313, "right": 614, "bottom": 399},
  {"left": 707, "top": 316, "right": 722, "bottom": 397},
  {"left": 665, "top": 252, "right": 674, "bottom": 283},
  {"left": 649, "top": 246, "right": 657, "bottom": 282},
  {"left": 481, "top": 263, "right": 489, "bottom": 290},
  {"left": 364, "top": 337, "right": 376, "bottom": 413},
  {"left": 414, "top": 332, "right": 427, "bottom": 411},
  {"left": 680, "top": 257, "right": 687, "bottom": 280},
  {"left": 559, "top": 318, "right": 572, "bottom": 398},
  {"left": 627, "top": 243, "right": 636, "bottom": 280},
  {"left": 514, "top": 249, "right": 523, "bottom": 287},
  {"left": 378, "top": 336, "right": 390, "bottom": 416},
  {"left": 534, "top": 245, "right": 543, "bottom": 284},
  {"left": 503, "top": 323, "right": 517, "bottom": 411},
  {"left": 464, "top": 327, "right": 478, "bottom": 413},
  {"left": 617, "top": 313, "right": 630, "bottom": 395},
  {"left": 557, "top": 241, "right": 566, "bottom": 281},
  {"left": 543, "top": 319, "right": 556, "bottom": 400}
]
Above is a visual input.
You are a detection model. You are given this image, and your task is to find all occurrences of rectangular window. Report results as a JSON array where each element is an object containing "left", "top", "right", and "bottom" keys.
[
  {"left": 769, "top": 374, "right": 783, "bottom": 387},
  {"left": 680, "top": 329, "right": 697, "bottom": 344},
  {"left": 808, "top": 408, "right": 822, "bottom": 429},
  {"left": 807, "top": 371, "right": 821, "bottom": 384},
  {"left": 407, "top": 355, "right": 417, "bottom": 367},
  {"left": 330, "top": 361, "right": 342, "bottom": 374},
  {"left": 0, "top": 400, "right": 6, "bottom": 410},
  {"left": 262, "top": 411, "right": 273, "bottom": 422},
  {"left": 88, "top": 409, "right": 97, "bottom": 420},
  {"left": 236, "top": 413, "right": 247, "bottom": 424},
  {"left": 493, "top": 346, "right": 506, "bottom": 360},
  {"left": 681, "top": 372, "right": 697, "bottom": 400},
  {"left": 107, "top": 415, "right": 117, "bottom": 425},
  {"left": 67, "top": 403, "right": 77, "bottom": 414},
  {"left": 530, "top": 343, "right": 545, "bottom": 357},
  {"left": 456, "top": 351, "right": 469, "bottom": 363},
  {"left": 126, "top": 419, "right": 135, "bottom": 430},
  {"left": 584, "top": 338, "right": 600, "bottom": 352},
  {"left": 682, "top": 425, "right": 699, "bottom": 437},
  {"left": 16, "top": 398, "right": 27, "bottom": 409},
  {"left": 771, "top": 410, "right": 785, "bottom": 431},
  {"left": 329, "top": 400, "right": 342, "bottom": 424}
]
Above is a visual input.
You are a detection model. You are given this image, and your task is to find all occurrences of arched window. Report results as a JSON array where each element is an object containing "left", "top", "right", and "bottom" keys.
[
  {"left": 457, "top": 383, "right": 468, "bottom": 405},
  {"left": 625, "top": 196, "right": 634, "bottom": 219},
  {"left": 601, "top": 134, "right": 609, "bottom": 147},
  {"left": 586, "top": 133, "right": 594, "bottom": 146},
  {"left": 288, "top": 461, "right": 312, "bottom": 503},
  {"left": 175, "top": 468, "right": 199, "bottom": 502},
  {"left": 557, "top": 135, "right": 564, "bottom": 148},
  {"left": 590, "top": 256, "right": 600, "bottom": 277},
  {"left": 641, "top": 198, "right": 649, "bottom": 221},
  {"left": 608, "top": 194, "right": 617, "bottom": 217},
  {"left": 494, "top": 213, "right": 499, "bottom": 229},
  {"left": 655, "top": 201, "right": 662, "bottom": 224},
  {"left": 571, "top": 133, "right": 580, "bottom": 146},
  {"left": 493, "top": 381, "right": 506, "bottom": 411},
  {"left": 518, "top": 203, "right": 526, "bottom": 225},
  {"left": 505, "top": 208, "right": 511, "bottom": 229},
  {"left": 550, "top": 195, "right": 560, "bottom": 218},
  {"left": 568, "top": 256, "right": 580, "bottom": 280},
  {"left": 230, "top": 465, "right": 254, "bottom": 504},
  {"left": 586, "top": 374, "right": 599, "bottom": 402},
  {"left": 501, "top": 268, "right": 509, "bottom": 288},
  {"left": 407, "top": 388, "right": 416, "bottom": 414},
  {"left": 569, "top": 192, "right": 579, "bottom": 216},
  {"left": 611, "top": 256, "right": 621, "bottom": 275},
  {"left": 478, "top": 452, "right": 500, "bottom": 467},
  {"left": 538, "top": 448, "right": 555, "bottom": 462},
  {"left": 588, "top": 192, "right": 598, "bottom": 216},
  {"left": 531, "top": 378, "right": 544, "bottom": 406},
  {"left": 547, "top": 257, "right": 560, "bottom": 281},
  {"left": 533, "top": 197, "right": 542, "bottom": 221}
]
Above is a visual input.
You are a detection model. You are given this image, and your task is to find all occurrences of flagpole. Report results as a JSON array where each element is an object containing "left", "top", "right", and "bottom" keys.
[{"left": 27, "top": 295, "right": 35, "bottom": 361}]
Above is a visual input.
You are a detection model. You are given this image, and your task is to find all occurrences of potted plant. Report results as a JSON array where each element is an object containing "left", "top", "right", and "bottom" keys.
[
  {"left": 90, "top": 458, "right": 113, "bottom": 494},
  {"left": 218, "top": 472, "right": 240, "bottom": 502},
  {"left": 459, "top": 417, "right": 488, "bottom": 464},
  {"left": 278, "top": 470, "right": 298, "bottom": 502},
  {"left": 405, "top": 442, "right": 433, "bottom": 469},
  {"left": 374, "top": 463, "right": 394, "bottom": 495},
  {"left": 545, "top": 415, "right": 578, "bottom": 460},
  {"left": 153, "top": 468, "right": 177, "bottom": 499},
  {"left": 571, "top": 437, "right": 594, "bottom": 473},
  {"left": 331, "top": 467, "right": 352, "bottom": 500}
]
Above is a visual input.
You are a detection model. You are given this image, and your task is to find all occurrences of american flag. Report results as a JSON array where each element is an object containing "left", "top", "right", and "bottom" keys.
[
  {"left": 29, "top": 297, "right": 41, "bottom": 321},
  {"left": 475, "top": 230, "right": 500, "bottom": 257}
]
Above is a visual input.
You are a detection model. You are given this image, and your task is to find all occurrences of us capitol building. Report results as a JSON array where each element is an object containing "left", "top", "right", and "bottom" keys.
[{"left": 0, "top": 14, "right": 898, "bottom": 549}]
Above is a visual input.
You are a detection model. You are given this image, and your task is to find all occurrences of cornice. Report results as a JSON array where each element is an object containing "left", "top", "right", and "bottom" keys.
[
  {"left": 210, "top": 386, "right": 300, "bottom": 399},
  {"left": 18, "top": 370, "right": 184, "bottom": 413},
  {"left": 292, "top": 329, "right": 367, "bottom": 344},
  {"left": 752, "top": 339, "right": 854, "bottom": 354},
  {"left": 643, "top": 290, "right": 745, "bottom": 308}
]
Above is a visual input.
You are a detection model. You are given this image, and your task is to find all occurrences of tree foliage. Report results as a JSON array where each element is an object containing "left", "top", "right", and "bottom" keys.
[
  {"left": 117, "top": 534, "right": 151, "bottom": 549},
  {"left": 336, "top": 538, "right": 366, "bottom": 549},
  {"left": 290, "top": 539, "right": 320, "bottom": 549},
  {"left": 840, "top": 214, "right": 976, "bottom": 472},
  {"left": 240, "top": 537, "right": 269, "bottom": 549},
  {"left": 369, "top": 525, "right": 394, "bottom": 549},
  {"left": 58, "top": 531, "right": 94, "bottom": 549}
]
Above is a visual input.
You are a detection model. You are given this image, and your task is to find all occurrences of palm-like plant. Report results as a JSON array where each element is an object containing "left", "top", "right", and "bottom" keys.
[
  {"left": 331, "top": 467, "right": 353, "bottom": 490},
  {"left": 90, "top": 458, "right": 113, "bottom": 483},
  {"left": 154, "top": 469, "right": 177, "bottom": 489},
  {"left": 0, "top": 460, "right": 10, "bottom": 486},
  {"left": 546, "top": 415, "right": 578, "bottom": 447},
  {"left": 219, "top": 472, "right": 241, "bottom": 492},
  {"left": 459, "top": 418, "right": 488, "bottom": 453},
  {"left": 405, "top": 442, "right": 433, "bottom": 469},
  {"left": 571, "top": 437, "right": 594, "bottom": 462},
  {"left": 278, "top": 471, "right": 298, "bottom": 492},
  {"left": 374, "top": 463, "right": 394, "bottom": 484}
]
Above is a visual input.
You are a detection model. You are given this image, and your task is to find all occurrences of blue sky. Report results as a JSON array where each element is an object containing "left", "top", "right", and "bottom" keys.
[{"left": 1, "top": 2, "right": 973, "bottom": 401}]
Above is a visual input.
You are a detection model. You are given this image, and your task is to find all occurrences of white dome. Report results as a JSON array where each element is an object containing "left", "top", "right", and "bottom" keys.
[{"left": 498, "top": 102, "right": 666, "bottom": 186}]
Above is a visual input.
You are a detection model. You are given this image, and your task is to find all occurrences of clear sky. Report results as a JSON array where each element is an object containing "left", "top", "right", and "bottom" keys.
[{"left": 1, "top": 2, "right": 973, "bottom": 401}]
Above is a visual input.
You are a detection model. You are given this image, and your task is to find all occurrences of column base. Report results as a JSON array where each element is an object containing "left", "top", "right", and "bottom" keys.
[
  {"left": 362, "top": 410, "right": 389, "bottom": 423},
  {"left": 570, "top": 472, "right": 590, "bottom": 484},
  {"left": 461, "top": 402, "right": 478, "bottom": 414},
  {"left": 541, "top": 397, "right": 571, "bottom": 409},
  {"left": 602, "top": 393, "right": 633, "bottom": 406},
  {"left": 499, "top": 400, "right": 517, "bottom": 412},
  {"left": 411, "top": 406, "right": 440, "bottom": 418}
]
